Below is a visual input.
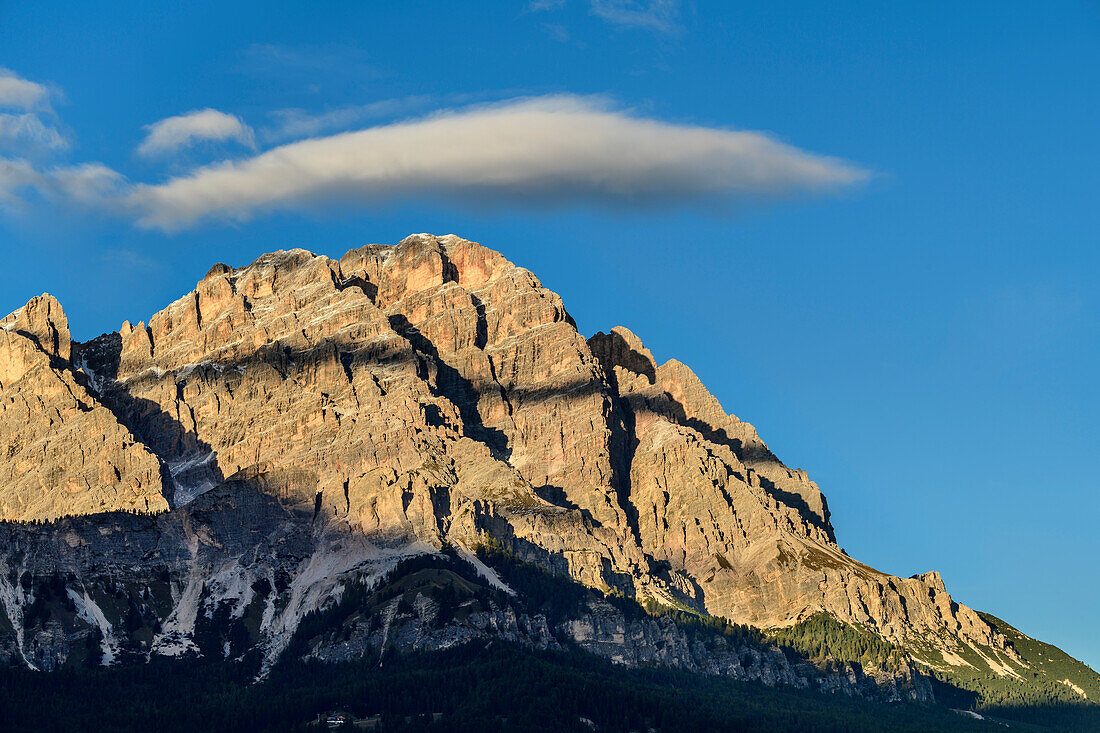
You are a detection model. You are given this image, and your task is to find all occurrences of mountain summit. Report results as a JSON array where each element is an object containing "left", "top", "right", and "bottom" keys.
[{"left": 0, "top": 234, "right": 1095, "bottom": 721}]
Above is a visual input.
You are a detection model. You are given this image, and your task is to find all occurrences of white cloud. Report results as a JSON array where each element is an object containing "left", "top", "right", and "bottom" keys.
[
  {"left": 50, "top": 163, "right": 129, "bottom": 209},
  {"left": 0, "top": 95, "right": 869, "bottom": 230},
  {"left": 0, "top": 70, "right": 68, "bottom": 154},
  {"left": 0, "top": 69, "right": 50, "bottom": 109},
  {"left": 0, "top": 157, "right": 126, "bottom": 213},
  {"left": 137, "top": 109, "right": 256, "bottom": 157},
  {"left": 130, "top": 95, "right": 868, "bottom": 230},
  {"left": 0, "top": 113, "right": 69, "bottom": 151},
  {"left": 590, "top": 0, "right": 680, "bottom": 34}
]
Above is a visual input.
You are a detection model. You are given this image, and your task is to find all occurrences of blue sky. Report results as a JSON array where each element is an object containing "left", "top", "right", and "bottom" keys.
[{"left": 1, "top": 2, "right": 1098, "bottom": 667}]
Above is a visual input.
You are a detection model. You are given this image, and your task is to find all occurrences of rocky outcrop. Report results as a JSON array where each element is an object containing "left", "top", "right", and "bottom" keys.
[
  {"left": 0, "top": 294, "right": 71, "bottom": 363},
  {"left": 561, "top": 596, "right": 932, "bottom": 702},
  {"left": 0, "top": 233, "right": 1033, "bottom": 695},
  {"left": 589, "top": 324, "right": 1008, "bottom": 656},
  {"left": 0, "top": 299, "right": 168, "bottom": 522}
]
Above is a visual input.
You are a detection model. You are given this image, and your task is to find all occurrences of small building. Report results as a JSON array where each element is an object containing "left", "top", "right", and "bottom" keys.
[{"left": 316, "top": 711, "right": 349, "bottom": 728}]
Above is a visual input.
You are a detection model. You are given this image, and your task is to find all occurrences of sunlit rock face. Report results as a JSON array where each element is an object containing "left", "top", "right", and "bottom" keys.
[
  {"left": 0, "top": 234, "right": 1009, "bottom": 685},
  {"left": 0, "top": 297, "right": 167, "bottom": 522}
]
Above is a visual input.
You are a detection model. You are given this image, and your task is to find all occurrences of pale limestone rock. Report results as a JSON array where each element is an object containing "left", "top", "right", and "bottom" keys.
[
  {"left": 0, "top": 300, "right": 168, "bottom": 521},
  {"left": 1, "top": 294, "right": 71, "bottom": 362},
  {"left": 0, "top": 233, "right": 1010, "bottom": 668}
]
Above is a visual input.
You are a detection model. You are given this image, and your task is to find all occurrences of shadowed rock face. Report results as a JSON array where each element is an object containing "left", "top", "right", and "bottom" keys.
[{"left": 0, "top": 233, "right": 1014, "bottom": 683}]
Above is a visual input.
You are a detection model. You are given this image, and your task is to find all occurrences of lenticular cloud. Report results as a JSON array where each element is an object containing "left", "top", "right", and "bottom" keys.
[{"left": 130, "top": 96, "right": 868, "bottom": 230}]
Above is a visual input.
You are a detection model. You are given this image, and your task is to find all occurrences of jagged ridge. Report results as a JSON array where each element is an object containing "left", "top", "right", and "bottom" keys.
[{"left": 0, "top": 233, "right": 1094, "bottom": 709}]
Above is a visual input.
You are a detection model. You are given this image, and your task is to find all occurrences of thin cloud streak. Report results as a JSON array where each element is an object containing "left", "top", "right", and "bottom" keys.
[
  {"left": 132, "top": 95, "right": 868, "bottom": 230},
  {"left": 529, "top": 0, "right": 682, "bottom": 35},
  {"left": 236, "top": 43, "right": 384, "bottom": 88},
  {"left": 261, "top": 96, "right": 437, "bottom": 142},
  {"left": 137, "top": 109, "right": 256, "bottom": 157},
  {"left": 260, "top": 92, "right": 521, "bottom": 142},
  {"left": 590, "top": 0, "right": 681, "bottom": 34}
]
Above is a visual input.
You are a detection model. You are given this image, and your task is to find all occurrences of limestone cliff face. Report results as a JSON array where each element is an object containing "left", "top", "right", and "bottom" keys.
[
  {"left": 0, "top": 234, "right": 1016, "bottom": 682},
  {"left": 587, "top": 325, "right": 1006, "bottom": 654},
  {"left": 0, "top": 298, "right": 168, "bottom": 521}
]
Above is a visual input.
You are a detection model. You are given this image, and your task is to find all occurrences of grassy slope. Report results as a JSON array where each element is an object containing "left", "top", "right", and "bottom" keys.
[
  {"left": 979, "top": 612, "right": 1100, "bottom": 702},
  {"left": 900, "top": 609, "right": 1100, "bottom": 732}
]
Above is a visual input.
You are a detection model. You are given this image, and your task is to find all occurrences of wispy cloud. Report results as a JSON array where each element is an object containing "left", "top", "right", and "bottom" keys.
[
  {"left": 0, "top": 113, "right": 69, "bottom": 152},
  {"left": 0, "top": 70, "right": 78, "bottom": 207},
  {"left": 590, "top": 0, "right": 681, "bottom": 34},
  {"left": 237, "top": 43, "right": 383, "bottom": 91},
  {"left": 259, "top": 92, "right": 521, "bottom": 142},
  {"left": 137, "top": 109, "right": 256, "bottom": 157},
  {"left": 0, "top": 68, "right": 51, "bottom": 109},
  {"left": 128, "top": 95, "right": 867, "bottom": 230},
  {"left": 541, "top": 22, "right": 573, "bottom": 44},
  {"left": 0, "top": 69, "right": 68, "bottom": 155},
  {"left": 261, "top": 96, "right": 436, "bottom": 143},
  {"left": 0, "top": 158, "right": 125, "bottom": 214},
  {"left": 530, "top": 0, "right": 682, "bottom": 35},
  {"left": 0, "top": 158, "right": 41, "bottom": 209},
  {"left": 99, "top": 247, "right": 162, "bottom": 271}
]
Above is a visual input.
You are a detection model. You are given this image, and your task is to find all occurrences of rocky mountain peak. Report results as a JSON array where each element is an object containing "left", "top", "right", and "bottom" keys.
[
  {"left": 0, "top": 233, "right": 1053, "bottom": 697},
  {"left": 912, "top": 570, "right": 947, "bottom": 593},
  {"left": 1, "top": 293, "right": 71, "bottom": 363},
  {"left": 589, "top": 326, "right": 658, "bottom": 387},
  {"left": 0, "top": 294, "right": 166, "bottom": 522},
  {"left": 202, "top": 262, "right": 233, "bottom": 280}
]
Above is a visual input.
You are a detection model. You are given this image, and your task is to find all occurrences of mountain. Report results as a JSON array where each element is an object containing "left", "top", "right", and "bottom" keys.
[{"left": 0, "top": 233, "right": 1095, "bottom": 730}]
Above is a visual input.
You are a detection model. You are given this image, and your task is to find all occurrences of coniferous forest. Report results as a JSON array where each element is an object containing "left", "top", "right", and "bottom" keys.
[
  {"left": 1, "top": 548, "right": 1096, "bottom": 733},
  {"left": 0, "top": 643, "right": 1047, "bottom": 733}
]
